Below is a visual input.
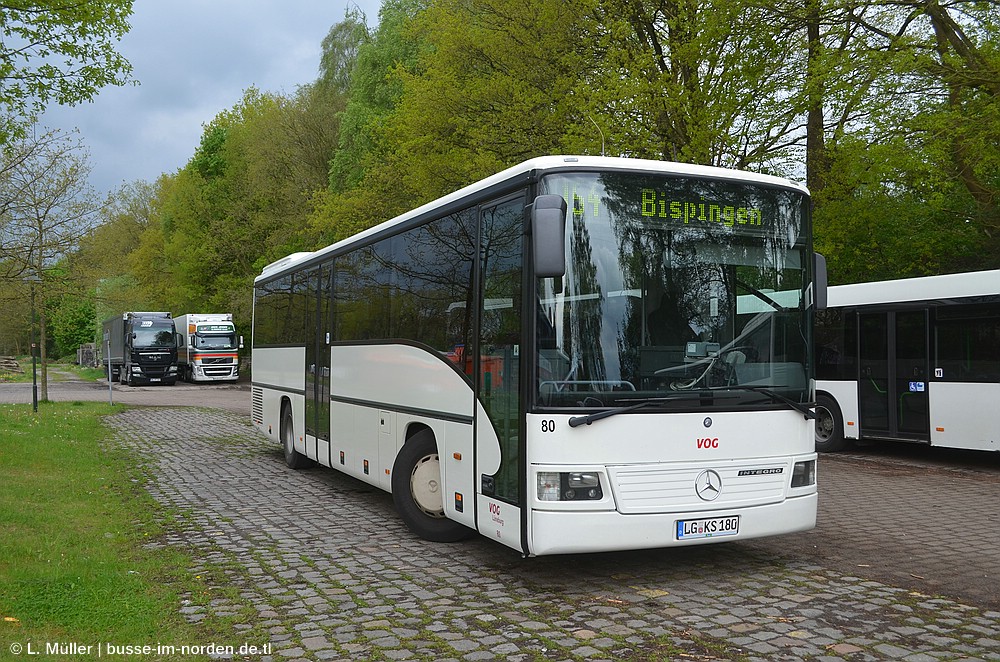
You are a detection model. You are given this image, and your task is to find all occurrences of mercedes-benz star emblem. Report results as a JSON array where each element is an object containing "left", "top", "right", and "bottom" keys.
[{"left": 695, "top": 469, "right": 723, "bottom": 501}]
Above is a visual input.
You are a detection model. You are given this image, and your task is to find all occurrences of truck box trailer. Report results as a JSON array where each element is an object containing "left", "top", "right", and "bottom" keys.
[
  {"left": 174, "top": 313, "right": 241, "bottom": 383},
  {"left": 102, "top": 312, "right": 178, "bottom": 386}
]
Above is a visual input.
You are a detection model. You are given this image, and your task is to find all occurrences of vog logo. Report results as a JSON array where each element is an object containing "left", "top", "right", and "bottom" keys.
[
  {"left": 697, "top": 437, "right": 719, "bottom": 449},
  {"left": 489, "top": 502, "right": 504, "bottom": 527}
]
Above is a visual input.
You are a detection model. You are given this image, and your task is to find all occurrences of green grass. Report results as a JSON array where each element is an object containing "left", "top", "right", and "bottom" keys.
[
  {"left": 0, "top": 358, "right": 106, "bottom": 384},
  {"left": 0, "top": 402, "right": 228, "bottom": 655},
  {"left": 53, "top": 361, "right": 107, "bottom": 382}
]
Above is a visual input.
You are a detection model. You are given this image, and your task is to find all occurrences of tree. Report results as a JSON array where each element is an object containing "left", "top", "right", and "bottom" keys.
[
  {"left": 0, "top": 1, "right": 135, "bottom": 142},
  {"left": 797, "top": 0, "right": 1000, "bottom": 282},
  {"left": 317, "top": 7, "right": 371, "bottom": 98},
  {"left": 0, "top": 128, "right": 100, "bottom": 399}
]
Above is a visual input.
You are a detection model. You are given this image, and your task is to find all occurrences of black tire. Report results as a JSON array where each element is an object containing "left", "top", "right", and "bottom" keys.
[
  {"left": 281, "top": 404, "right": 312, "bottom": 469},
  {"left": 391, "top": 429, "right": 471, "bottom": 542},
  {"left": 815, "top": 393, "right": 850, "bottom": 452}
]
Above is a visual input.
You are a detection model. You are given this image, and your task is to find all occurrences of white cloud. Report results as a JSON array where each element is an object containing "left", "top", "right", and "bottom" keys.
[{"left": 39, "top": 0, "right": 381, "bottom": 195}]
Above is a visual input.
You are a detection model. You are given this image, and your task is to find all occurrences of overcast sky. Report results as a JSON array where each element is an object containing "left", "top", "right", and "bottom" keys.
[{"left": 39, "top": 0, "right": 383, "bottom": 197}]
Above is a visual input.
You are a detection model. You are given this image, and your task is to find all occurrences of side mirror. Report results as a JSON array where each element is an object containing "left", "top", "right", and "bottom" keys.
[
  {"left": 812, "top": 252, "right": 828, "bottom": 310},
  {"left": 531, "top": 194, "right": 567, "bottom": 278}
]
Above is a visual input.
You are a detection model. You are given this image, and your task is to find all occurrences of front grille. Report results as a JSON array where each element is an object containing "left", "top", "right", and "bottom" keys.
[
  {"left": 202, "top": 356, "right": 234, "bottom": 365},
  {"left": 608, "top": 461, "right": 789, "bottom": 514}
]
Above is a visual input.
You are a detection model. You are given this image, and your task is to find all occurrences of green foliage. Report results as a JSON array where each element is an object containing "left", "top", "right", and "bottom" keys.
[
  {"left": 30, "top": 0, "right": 1000, "bottom": 353},
  {"left": 0, "top": 1, "right": 135, "bottom": 143},
  {"left": 318, "top": 7, "right": 372, "bottom": 97},
  {"left": 47, "top": 294, "right": 96, "bottom": 359},
  {"left": 327, "top": 0, "right": 424, "bottom": 194}
]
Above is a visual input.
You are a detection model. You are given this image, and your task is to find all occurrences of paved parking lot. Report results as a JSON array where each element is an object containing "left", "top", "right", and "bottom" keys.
[
  {"left": 102, "top": 405, "right": 999, "bottom": 661},
  {"left": 3, "top": 378, "right": 999, "bottom": 659}
]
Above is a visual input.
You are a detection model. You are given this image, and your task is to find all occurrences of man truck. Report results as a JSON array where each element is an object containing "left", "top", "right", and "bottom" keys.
[
  {"left": 102, "top": 312, "right": 178, "bottom": 386},
  {"left": 174, "top": 313, "right": 241, "bottom": 382}
]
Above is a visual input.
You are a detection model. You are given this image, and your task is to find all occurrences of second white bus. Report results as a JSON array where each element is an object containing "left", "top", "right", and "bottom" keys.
[{"left": 815, "top": 269, "right": 1000, "bottom": 452}]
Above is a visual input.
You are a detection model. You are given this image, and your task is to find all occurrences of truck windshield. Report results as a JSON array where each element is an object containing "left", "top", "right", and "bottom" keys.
[
  {"left": 535, "top": 171, "right": 812, "bottom": 412},
  {"left": 195, "top": 333, "right": 237, "bottom": 349},
  {"left": 134, "top": 326, "right": 175, "bottom": 348}
]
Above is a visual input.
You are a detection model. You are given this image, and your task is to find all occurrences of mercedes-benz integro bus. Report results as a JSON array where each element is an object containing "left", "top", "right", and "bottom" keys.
[{"left": 251, "top": 156, "right": 823, "bottom": 556}]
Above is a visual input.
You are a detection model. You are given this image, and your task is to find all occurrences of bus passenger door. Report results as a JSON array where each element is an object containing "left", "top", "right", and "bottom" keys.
[
  {"left": 305, "top": 264, "right": 333, "bottom": 463},
  {"left": 894, "top": 310, "right": 929, "bottom": 440},
  {"left": 475, "top": 196, "right": 525, "bottom": 552},
  {"left": 857, "top": 311, "right": 929, "bottom": 441},
  {"left": 858, "top": 313, "right": 891, "bottom": 436}
]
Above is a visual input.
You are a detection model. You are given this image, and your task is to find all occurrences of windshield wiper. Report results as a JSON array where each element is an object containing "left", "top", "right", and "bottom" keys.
[
  {"left": 737, "top": 279, "right": 792, "bottom": 313},
  {"left": 567, "top": 393, "right": 735, "bottom": 428},
  {"left": 717, "top": 385, "right": 817, "bottom": 420}
]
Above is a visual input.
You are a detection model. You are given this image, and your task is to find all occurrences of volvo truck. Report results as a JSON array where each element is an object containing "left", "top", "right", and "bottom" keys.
[
  {"left": 102, "top": 312, "right": 178, "bottom": 386},
  {"left": 174, "top": 313, "right": 241, "bottom": 382}
]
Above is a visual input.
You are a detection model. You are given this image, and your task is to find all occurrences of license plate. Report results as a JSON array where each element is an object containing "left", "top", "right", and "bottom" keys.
[
  {"left": 150, "top": 378, "right": 161, "bottom": 382},
  {"left": 676, "top": 515, "right": 740, "bottom": 540}
]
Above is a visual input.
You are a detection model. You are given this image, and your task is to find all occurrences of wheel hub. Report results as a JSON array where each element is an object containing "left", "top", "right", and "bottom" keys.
[{"left": 410, "top": 454, "right": 444, "bottom": 518}]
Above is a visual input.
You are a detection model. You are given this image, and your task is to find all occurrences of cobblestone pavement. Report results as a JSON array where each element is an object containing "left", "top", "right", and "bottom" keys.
[{"left": 102, "top": 407, "right": 1000, "bottom": 661}]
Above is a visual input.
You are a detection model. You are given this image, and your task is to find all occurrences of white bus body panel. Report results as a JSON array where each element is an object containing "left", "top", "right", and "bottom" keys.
[
  {"left": 930, "top": 382, "right": 1000, "bottom": 451},
  {"left": 325, "top": 344, "right": 512, "bottom": 547},
  {"left": 525, "top": 410, "right": 817, "bottom": 556},
  {"left": 816, "top": 379, "right": 860, "bottom": 440},
  {"left": 251, "top": 347, "right": 305, "bottom": 448}
]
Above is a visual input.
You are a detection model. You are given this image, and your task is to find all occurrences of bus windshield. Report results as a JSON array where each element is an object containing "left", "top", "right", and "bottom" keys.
[{"left": 536, "top": 171, "right": 811, "bottom": 411}]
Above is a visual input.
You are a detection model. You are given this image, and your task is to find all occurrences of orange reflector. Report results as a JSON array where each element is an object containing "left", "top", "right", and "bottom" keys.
[
  {"left": 385, "top": 469, "right": 390, "bottom": 475},
  {"left": 453, "top": 452, "right": 462, "bottom": 460},
  {"left": 847, "top": 421, "right": 855, "bottom": 426},
  {"left": 936, "top": 427, "right": 945, "bottom": 432}
]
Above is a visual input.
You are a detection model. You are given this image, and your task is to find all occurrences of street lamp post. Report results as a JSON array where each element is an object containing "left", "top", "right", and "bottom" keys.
[{"left": 26, "top": 274, "right": 41, "bottom": 413}]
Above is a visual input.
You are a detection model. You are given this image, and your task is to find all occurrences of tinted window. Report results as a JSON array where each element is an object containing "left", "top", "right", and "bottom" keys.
[{"left": 935, "top": 303, "right": 1000, "bottom": 382}]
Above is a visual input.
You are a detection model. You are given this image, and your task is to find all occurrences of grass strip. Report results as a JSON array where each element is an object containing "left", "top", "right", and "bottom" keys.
[{"left": 0, "top": 401, "right": 223, "bottom": 656}]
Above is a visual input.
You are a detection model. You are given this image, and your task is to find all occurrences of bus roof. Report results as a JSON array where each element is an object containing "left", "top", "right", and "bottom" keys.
[
  {"left": 828, "top": 269, "right": 1000, "bottom": 308},
  {"left": 257, "top": 155, "right": 808, "bottom": 282}
]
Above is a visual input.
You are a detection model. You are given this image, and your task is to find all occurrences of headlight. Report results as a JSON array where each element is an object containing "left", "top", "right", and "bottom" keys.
[
  {"left": 131, "top": 366, "right": 142, "bottom": 373},
  {"left": 537, "top": 471, "right": 604, "bottom": 501},
  {"left": 791, "top": 460, "right": 816, "bottom": 487}
]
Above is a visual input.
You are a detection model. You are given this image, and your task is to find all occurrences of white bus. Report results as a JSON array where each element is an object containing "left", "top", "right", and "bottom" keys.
[
  {"left": 815, "top": 269, "right": 1000, "bottom": 452},
  {"left": 251, "top": 155, "right": 822, "bottom": 556}
]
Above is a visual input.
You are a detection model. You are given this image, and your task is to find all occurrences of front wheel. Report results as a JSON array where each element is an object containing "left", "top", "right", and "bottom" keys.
[
  {"left": 815, "top": 393, "right": 850, "bottom": 452},
  {"left": 391, "top": 429, "right": 471, "bottom": 542}
]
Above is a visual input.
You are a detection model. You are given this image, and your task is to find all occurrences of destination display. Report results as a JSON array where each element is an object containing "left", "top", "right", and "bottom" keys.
[{"left": 640, "top": 188, "right": 764, "bottom": 228}]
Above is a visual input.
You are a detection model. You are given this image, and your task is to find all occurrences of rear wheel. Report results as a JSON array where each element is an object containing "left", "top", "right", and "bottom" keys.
[
  {"left": 815, "top": 393, "right": 850, "bottom": 452},
  {"left": 391, "top": 429, "right": 471, "bottom": 542},
  {"left": 281, "top": 404, "right": 312, "bottom": 469}
]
